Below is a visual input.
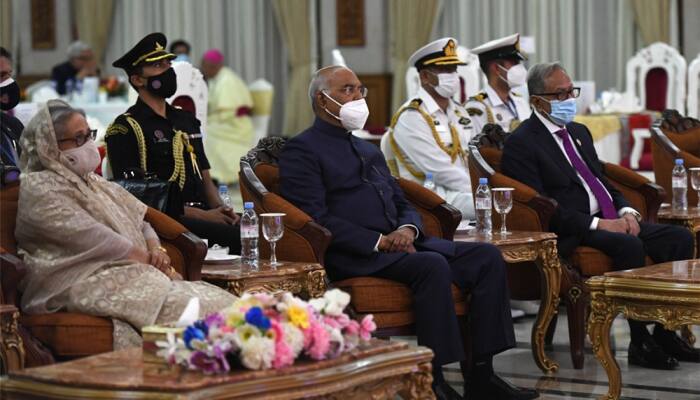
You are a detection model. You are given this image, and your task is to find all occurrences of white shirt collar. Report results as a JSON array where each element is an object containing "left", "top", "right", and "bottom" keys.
[
  {"left": 417, "top": 86, "right": 453, "bottom": 116},
  {"left": 485, "top": 83, "right": 519, "bottom": 108},
  {"left": 533, "top": 108, "right": 565, "bottom": 134}
]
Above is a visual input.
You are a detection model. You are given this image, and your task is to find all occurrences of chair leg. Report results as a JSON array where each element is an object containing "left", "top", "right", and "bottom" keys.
[
  {"left": 545, "top": 311, "right": 558, "bottom": 346},
  {"left": 565, "top": 285, "right": 588, "bottom": 370}
]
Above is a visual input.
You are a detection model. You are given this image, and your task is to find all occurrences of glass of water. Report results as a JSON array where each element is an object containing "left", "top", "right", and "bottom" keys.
[
  {"left": 691, "top": 168, "right": 700, "bottom": 209},
  {"left": 493, "top": 188, "right": 514, "bottom": 236},
  {"left": 260, "top": 213, "right": 285, "bottom": 267}
]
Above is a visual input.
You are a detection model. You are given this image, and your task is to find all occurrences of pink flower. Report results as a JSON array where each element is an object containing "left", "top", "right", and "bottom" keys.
[
  {"left": 273, "top": 339, "right": 294, "bottom": 369},
  {"left": 344, "top": 320, "right": 360, "bottom": 336},
  {"left": 323, "top": 316, "right": 340, "bottom": 329},
  {"left": 305, "top": 321, "right": 330, "bottom": 360},
  {"left": 359, "top": 315, "right": 376, "bottom": 341},
  {"left": 335, "top": 314, "right": 351, "bottom": 328}
]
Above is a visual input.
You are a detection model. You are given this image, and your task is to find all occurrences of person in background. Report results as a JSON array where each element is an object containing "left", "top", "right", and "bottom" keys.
[
  {"left": 466, "top": 33, "right": 531, "bottom": 135},
  {"left": 51, "top": 41, "right": 98, "bottom": 96},
  {"left": 1, "top": 47, "right": 23, "bottom": 170},
  {"left": 106, "top": 33, "right": 241, "bottom": 254},
  {"left": 170, "top": 39, "right": 192, "bottom": 62},
  {"left": 386, "top": 37, "right": 475, "bottom": 222},
  {"left": 200, "top": 49, "right": 254, "bottom": 186}
]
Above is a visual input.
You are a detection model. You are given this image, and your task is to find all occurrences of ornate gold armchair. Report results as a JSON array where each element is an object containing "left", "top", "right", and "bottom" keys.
[
  {"left": 468, "top": 126, "right": 663, "bottom": 369},
  {"left": 239, "top": 138, "right": 469, "bottom": 350}
]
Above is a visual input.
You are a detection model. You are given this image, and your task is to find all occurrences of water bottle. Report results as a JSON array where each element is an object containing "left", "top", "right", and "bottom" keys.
[
  {"left": 423, "top": 172, "right": 436, "bottom": 192},
  {"left": 475, "top": 177, "right": 493, "bottom": 235},
  {"left": 240, "top": 202, "right": 259, "bottom": 267},
  {"left": 672, "top": 158, "right": 688, "bottom": 211},
  {"left": 219, "top": 185, "right": 231, "bottom": 208}
]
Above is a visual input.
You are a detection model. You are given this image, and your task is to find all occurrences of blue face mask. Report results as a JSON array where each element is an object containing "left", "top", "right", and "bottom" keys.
[{"left": 543, "top": 98, "right": 577, "bottom": 126}]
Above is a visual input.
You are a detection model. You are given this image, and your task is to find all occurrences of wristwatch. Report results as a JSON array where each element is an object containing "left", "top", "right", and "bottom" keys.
[{"left": 622, "top": 210, "right": 642, "bottom": 222}]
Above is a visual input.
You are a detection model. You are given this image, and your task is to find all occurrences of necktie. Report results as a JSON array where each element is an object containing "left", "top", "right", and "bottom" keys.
[{"left": 554, "top": 128, "right": 617, "bottom": 219}]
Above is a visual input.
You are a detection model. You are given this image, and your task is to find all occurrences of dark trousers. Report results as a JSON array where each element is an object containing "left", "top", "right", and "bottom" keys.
[
  {"left": 580, "top": 222, "right": 694, "bottom": 269},
  {"left": 370, "top": 242, "right": 515, "bottom": 369},
  {"left": 179, "top": 217, "right": 242, "bottom": 254}
]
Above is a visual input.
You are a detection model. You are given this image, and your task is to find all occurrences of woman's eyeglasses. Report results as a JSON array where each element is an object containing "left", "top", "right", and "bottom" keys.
[{"left": 58, "top": 129, "right": 97, "bottom": 147}]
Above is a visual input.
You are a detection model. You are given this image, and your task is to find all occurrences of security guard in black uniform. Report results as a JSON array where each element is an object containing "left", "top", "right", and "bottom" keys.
[{"left": 107, "top": 32, "right": 241, "bottom": 254}]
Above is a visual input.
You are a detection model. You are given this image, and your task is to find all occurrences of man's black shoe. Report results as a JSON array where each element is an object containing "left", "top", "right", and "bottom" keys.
[
  {"left": 653, "top": 327, "right": 700, "bottom": 362},
  {"left": 433, "top": 382, "right": 463, "bottom": 400},
  {"left": 628, "top": 336, "right": 679, "bottom": 369},
  {"left": 468, "top": 374, "right": 539, "bottom": 400}
]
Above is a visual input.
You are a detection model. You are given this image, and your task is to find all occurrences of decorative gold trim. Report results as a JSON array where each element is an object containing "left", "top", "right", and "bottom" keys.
[{"left": 531, "top": 239, "right": 561, "bottom": 373}]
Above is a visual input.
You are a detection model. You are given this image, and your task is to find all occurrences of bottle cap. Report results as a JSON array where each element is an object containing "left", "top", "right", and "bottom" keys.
[
  {"left": 219, "top": 184, "right": 228, "bottom": 191},
  {"left": 244, "top": 202, "right": 254, "bottom": 209},
  {"left": 426, "top": 172, "right": 433, "bottom": 179},
  {"left": 479, "top": 177, "right": 488, "bottom": 185},
  {"left": 675, "top": 158, "right": 684, "bottom": 165}
]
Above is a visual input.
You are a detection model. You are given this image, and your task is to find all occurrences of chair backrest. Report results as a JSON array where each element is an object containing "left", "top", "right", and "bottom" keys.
[
  {"left": 0, "top": 181, "right": 20, "bottom": 255},
  {"left": 405, "top": 46, "right": 483, "bottom": 104},
  {"left": 651, "top": 110, "right": 700, "bottom": 203},
  {"left": 249, "top": 79, "right": 274, "bottom": 143},
  {"left": 625, "top": 42, "right": 687, "bottom": 113},
  {"left": 168, "top": 61, "right": 208, "bottom": 133},
  {"left": 467, "top": 126, "right": 557, "bottom": 232},
  {"left": 688, "top": 53, "right": 700, "bottom": 119}
]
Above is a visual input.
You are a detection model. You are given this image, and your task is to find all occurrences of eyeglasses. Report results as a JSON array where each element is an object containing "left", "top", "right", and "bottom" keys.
[
  {"left": 533, "top": 87, "right": 581, "bottom": 101},
  {"left": 58, "top": 129, "right": 97, "bottom": 147},
  {"left": 328, "top": 84, "right": 368, "bottom": 98}
]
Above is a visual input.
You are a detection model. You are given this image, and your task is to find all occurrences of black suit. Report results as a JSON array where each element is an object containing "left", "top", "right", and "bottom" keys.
[
  {"left": 280, "top": 118, "right": 515, "bottom": 372},
  {"left": 502, "top": 115, "right": 693, "bottom": 269}
]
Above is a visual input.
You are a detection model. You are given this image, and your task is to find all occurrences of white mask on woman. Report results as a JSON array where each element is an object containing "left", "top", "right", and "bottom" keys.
[
  {"left": 498, "top": 63, "right": 527, "bottom": 88},
  {"left": 322, "top": 91, "right": 370, "bottom": 131},
  {"left": 426, "top": 71, "right": 460, "bottom": 99},
  {"left": 59, "top": 139, "right": 101, "bottom": 177}
]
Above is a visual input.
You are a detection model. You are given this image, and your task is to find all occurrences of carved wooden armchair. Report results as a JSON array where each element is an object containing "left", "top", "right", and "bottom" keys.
[
  {"left": 650, "top": 109, "right": 700, "bottom": 205},
  {"left": 0, "top": 180, "right": 207, "bottom": 372},
  {"left": 239, "top": 137, "right": 469, "bottom": 348},
  {"left": 468, "top": 125, "right": 664, "bottom": 369}
]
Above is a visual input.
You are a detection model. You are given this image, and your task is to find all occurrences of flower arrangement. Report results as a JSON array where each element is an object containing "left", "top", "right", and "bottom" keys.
[{"left": 156, "top": 289, "right": 376, "bottom": 373}]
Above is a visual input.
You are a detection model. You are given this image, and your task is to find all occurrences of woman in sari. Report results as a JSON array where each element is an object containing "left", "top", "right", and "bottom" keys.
[{"left": 16, "top": 99, "right": 236, "bottom": 348}]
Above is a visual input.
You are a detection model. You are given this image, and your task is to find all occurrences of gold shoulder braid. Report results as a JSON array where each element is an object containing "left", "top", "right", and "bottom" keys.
[
  {"left": 470, "top": 93, "right": 495, "bottom": 124},
  {"left": 387, "top": 100, "right": 466, "bottom": 180},
  {"left": 124, "top": 116, "right": 148, "bottom": 172},
  {"left": 169, "top": 130, "right": 202, "bottom": 190}
]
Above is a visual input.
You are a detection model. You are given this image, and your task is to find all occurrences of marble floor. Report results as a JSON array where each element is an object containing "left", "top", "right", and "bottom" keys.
[{"left": 396, "top": 312, "right": 700, "bottom": 399}]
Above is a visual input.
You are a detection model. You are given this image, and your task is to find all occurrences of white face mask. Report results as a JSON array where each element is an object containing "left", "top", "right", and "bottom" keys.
[
  {"left": 427, "top": 71, "right": 460, "bottom": 99},
  {"left": 498, "top": 63, "right": 527, "bottom": 88},
  {"left": 322, "top": 91, "right": 370, "bottom": 131},
  {"left": 59, "top": 139, "right": 101, "bottom": 177}
]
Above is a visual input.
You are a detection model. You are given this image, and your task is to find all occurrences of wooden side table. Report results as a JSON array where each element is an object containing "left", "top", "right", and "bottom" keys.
[
  {"left": 0, "top": 339, "right": 435, "bottom": 400},
  {"left": 0, "top": 305, "right": 24, "bottom": 374},
  {"left": 587, "top": 261, "right": 700, "bottom": 400},
  {"left": 202, "top": 259, "right": 327, "bottom": 299},
  {"left": 455, "top": 231, "right": 561, "bottom": 374},
  {"left": 657, "top": 204, "right": 700, "bottom": 257}
]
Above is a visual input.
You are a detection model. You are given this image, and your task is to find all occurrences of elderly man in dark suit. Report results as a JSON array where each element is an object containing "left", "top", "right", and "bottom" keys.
[
  {"left": 279, "top": 65, "right": 539, "bottom": 400},
  {"left": 501, "top": 62, "right": 698, "bottom": 370}
]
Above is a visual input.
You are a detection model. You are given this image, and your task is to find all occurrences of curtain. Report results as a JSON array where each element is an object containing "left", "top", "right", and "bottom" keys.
[
  {"left": 104, "top": 0, "right": 288, "bottom": 135},
  {"left": 272, "top": 0, "right": 314, "bottom": 136},
  {"left": 0, "top": 0, "right": 11, "bottom": 52},
  {"left": 438, "top": 0, "right": 642, "bottom": 92},
  {"left": 388, "top": 0, "right": 442, "bottom": 112},
  {"left": 631, "top": 0, "right": 670, "bottom": 45},
  {"left": 73, "top": 0, "right": 114, "bottom": 67}
]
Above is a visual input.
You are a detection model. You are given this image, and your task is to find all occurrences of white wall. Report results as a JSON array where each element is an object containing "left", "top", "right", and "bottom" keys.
[
  {"left": 319, "top": 0, "right": 389, "bottom": 74},
  {"left": 682, "top": 0, "right": 700, "bottom": 60},
  {"left": 14, "top": 0, "right": 73, "bottom": 75}
]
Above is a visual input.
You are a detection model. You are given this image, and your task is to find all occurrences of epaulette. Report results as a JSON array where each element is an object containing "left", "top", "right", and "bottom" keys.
[
  {"left": 468, "top": 92, "right": 488, "bottom": 102},
  {"left": 407, "top": 98, "right": 423, "bottom": 108},
  {"left": 105, "top": 120, "right": 130, "bottom": 137}
]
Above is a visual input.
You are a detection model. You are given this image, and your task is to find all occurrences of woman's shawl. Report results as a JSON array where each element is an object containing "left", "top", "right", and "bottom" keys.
[{"left": 16, "top": 100, "right": 149, "bottom": 314}]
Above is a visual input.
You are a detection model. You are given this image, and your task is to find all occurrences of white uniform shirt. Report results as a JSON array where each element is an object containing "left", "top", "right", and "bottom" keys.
[
  {"left": 390, "top": 87, "right": 475, "bottom": 219},
  {"left": 465, "top": 84, "right": 531, "bottom": 134},
  {"left": 533, "top": 109, "right": 636, "bottom": 229}
]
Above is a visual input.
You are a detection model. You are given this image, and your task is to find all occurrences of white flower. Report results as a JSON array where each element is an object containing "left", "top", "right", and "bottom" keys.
[
  {"left": 155, "top": 332, "right": 189, "bottom": 365},
  {"left": 282, "top": 323, "right": 305, "bottom": 357},
  {"left": 327, "top": 327, "right": 345, "bottom": 357},
  {"left": 308, "top": 297, "right": 327, "bottom": 313},
  {"left": 232, "top": 324, "right": 262, "bottom": 348},
  {"left": 323, "top": 289, "right": 350, "bottom": 316},
  {"left": 239, "top": 336, "right": 275, "bottom": 370}
]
